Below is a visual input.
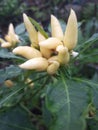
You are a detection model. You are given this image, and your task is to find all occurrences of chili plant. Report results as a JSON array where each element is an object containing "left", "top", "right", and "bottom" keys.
[{"left": 0, "top": 9, "right": 98, "bottom": 130}]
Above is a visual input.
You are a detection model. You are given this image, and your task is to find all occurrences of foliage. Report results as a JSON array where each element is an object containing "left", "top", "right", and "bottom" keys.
[
  {"left": 0, "top": 13, "right": 98, "bottom": 130},
  {"left": 0, "top": 0, "right": 26, "bottom": 26}
]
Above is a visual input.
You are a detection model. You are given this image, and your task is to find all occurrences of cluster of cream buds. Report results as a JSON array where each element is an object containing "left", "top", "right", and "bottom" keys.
[
  {"left": 12, "top": 9, "right": 78, "bottom": 75},
  {"left": 0, "top": 23, "right": 19, "bottom": 48}
]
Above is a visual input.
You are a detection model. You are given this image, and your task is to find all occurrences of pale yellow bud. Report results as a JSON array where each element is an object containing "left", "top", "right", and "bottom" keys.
[
  {"left": 5, "top": 35, "right": 12, "bottom": 43},
  {"left": 8, "top": 23, "right": 15, "bottom": 36},
  {"left": 47, "top": 61, "right": 60, "bottom": 75},
  {"left": 4, "top": 80, "right": 14, "bottom": 87},
  {"left": 48, "top": 56, "right": 58, "bottom": 63},
  {"left": 1, "top": 42, "right": 12, "bottom": 48},
  {"left": 19, "top": 57, "right": 48, "bottom": 71},
  {"left": 51, "top": 15, "right": 63, "bottom": 40},
  {"left": 56, "top": 45, "right": 70, "bottom": 64},
  {"left": 40, "top": 47, "right": 52, "bottom": 59},
  {"left": 0, "top": 38, "right": 11, "bottom": 48},
  {"left": 39, "top": 37, "right": 62, "bottom": 49},
  {"left": 0, "top": 38, "right": 5, "bottom": 43},
  {"left": 38, "top": 31, "right": 46, "bottom": 42},
  {"left": 38, "top": 32, "right": 52, "bottom": 58},
  {"left": 23, "top": 13, "right": 38, "bottom": 48},
  {"left": 63, "top": 9, "right": 78, "bottom": 50},
  {"left": 13, "top": 46, "right": 42, "bottom": 59},
  {"left": 26, "top": 78, "right": 34, "bottom": 88},
  {"left": 7, "top": 23, "right": 19, "bottom": 44}
]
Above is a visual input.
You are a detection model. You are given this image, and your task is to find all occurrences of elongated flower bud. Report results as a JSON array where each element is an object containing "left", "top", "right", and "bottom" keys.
[
  {"left": 39, "top": 37, "right": 62, "bottom": 49},
  {"left": 40, "top": 47, "right": 52, "bottom": 59},
  {"left": 8, "top": 23, "right": 15, "bottom": 35},
  {"left": 13, "top": 46, "right": 42, "bottom": 59},
  {"left": 64, "top": 9, "right": 78, "bottom": 50},
  {"left": 6, "top": 23, "right": 19, "bottom": 45},
  {"left": 0, "top": 38, "right": 12, "bottom": 48},
  {"left": 1, "top": 42, "right": 12, "bottom": 48},
  {"left": 5, "top": 35, "right": 12, "bottom": 43},
  {"left": 47, "top": 61, "right": 60, "bottom": 75},
  {"left": 48, "top": 55, "right": 58, "bottom": 63},
  {"left": 23, "top": 13, "right": 38, "bottom": 48},
  {"left": 51, "top": 15, "right": 63, "bottom": 40},
  {"left": 19, "top": 57, "right": 48, "bottom": 71},
  {"left": 56, "top": 45, "right": 70, "bottom": 64},
  {"left": 38, "top": 32, "right": 52, "bottom": 58},
  {"left": 0, "top": 38, "right": 5, "bottom": 43},
  {"left": 38, "top": 31, "right": 46, "bottom": 42}
]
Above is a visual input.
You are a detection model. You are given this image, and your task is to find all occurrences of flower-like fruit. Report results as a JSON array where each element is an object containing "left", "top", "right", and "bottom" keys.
[
  {"left": 51, "top": 15, "right": 63, "bottom": 40},
  {"left": 23, "top": 13, "right": 38, "bottom": 48},
  {"left": 39, "top": 37, "right": 62, "bottom": 49},
  {"left": 0, "top": 23, "right": 19, "bottom": 48},
  {"left": 19, "top": 57, "right": 48, "bottom": 71},
  {"left": 63, "top": 9, "right": 78, "bottom": 50},
  {"left": 13, "top": 46, "right": 42, "bottom": 59},
  {"left": 13, "top": 9, "right": 78, "bottom": 75}
]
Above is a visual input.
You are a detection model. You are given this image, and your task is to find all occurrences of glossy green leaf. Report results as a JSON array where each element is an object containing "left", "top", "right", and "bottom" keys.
[{"left": 46, "top": 77, "right": 89, "bottom": 130}]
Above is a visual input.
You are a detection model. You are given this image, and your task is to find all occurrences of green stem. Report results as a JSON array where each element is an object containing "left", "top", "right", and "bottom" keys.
[{"left": 20, "top": 103, "right": 36, "bottom": 117}]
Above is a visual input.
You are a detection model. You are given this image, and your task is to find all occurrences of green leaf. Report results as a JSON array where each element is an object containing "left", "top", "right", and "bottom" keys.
[
  {"left": 0, "top": 48, "right": 25, "bottom": 60},
  {"left": 0, "top": 65, "right": 22, "bottom": 83},
  {"left": 46, "top": 77, "right": 89, "bottom": 130},
  {"left": 0, "top": 106, "right": 36, "bottom": 130},
  {"left": 73, "top": 77, "right": 98, "bottom": 107},
  {"left": 29, "top": 17, "right": 48, "bottom": 38},
  {"left": 92, "top": 74, "right": 98, "bottom": 108},
  {"left": 77, "top": 33, "right": 98, "bottom": 54},
  {"left": 0, "top": 84, "right": 24, "bottom": 108},
  {"left": 87, "top": 118, "right": 98, "bottom": 130},
  {"left": 15, "top": 23, "right": 25, "bottom": 35},
  {"left": 42, "top": 103, "right": 52, "bottom": 128},
  {"left": 78, "top": 45, "right": 98, "bottom": 63}
]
